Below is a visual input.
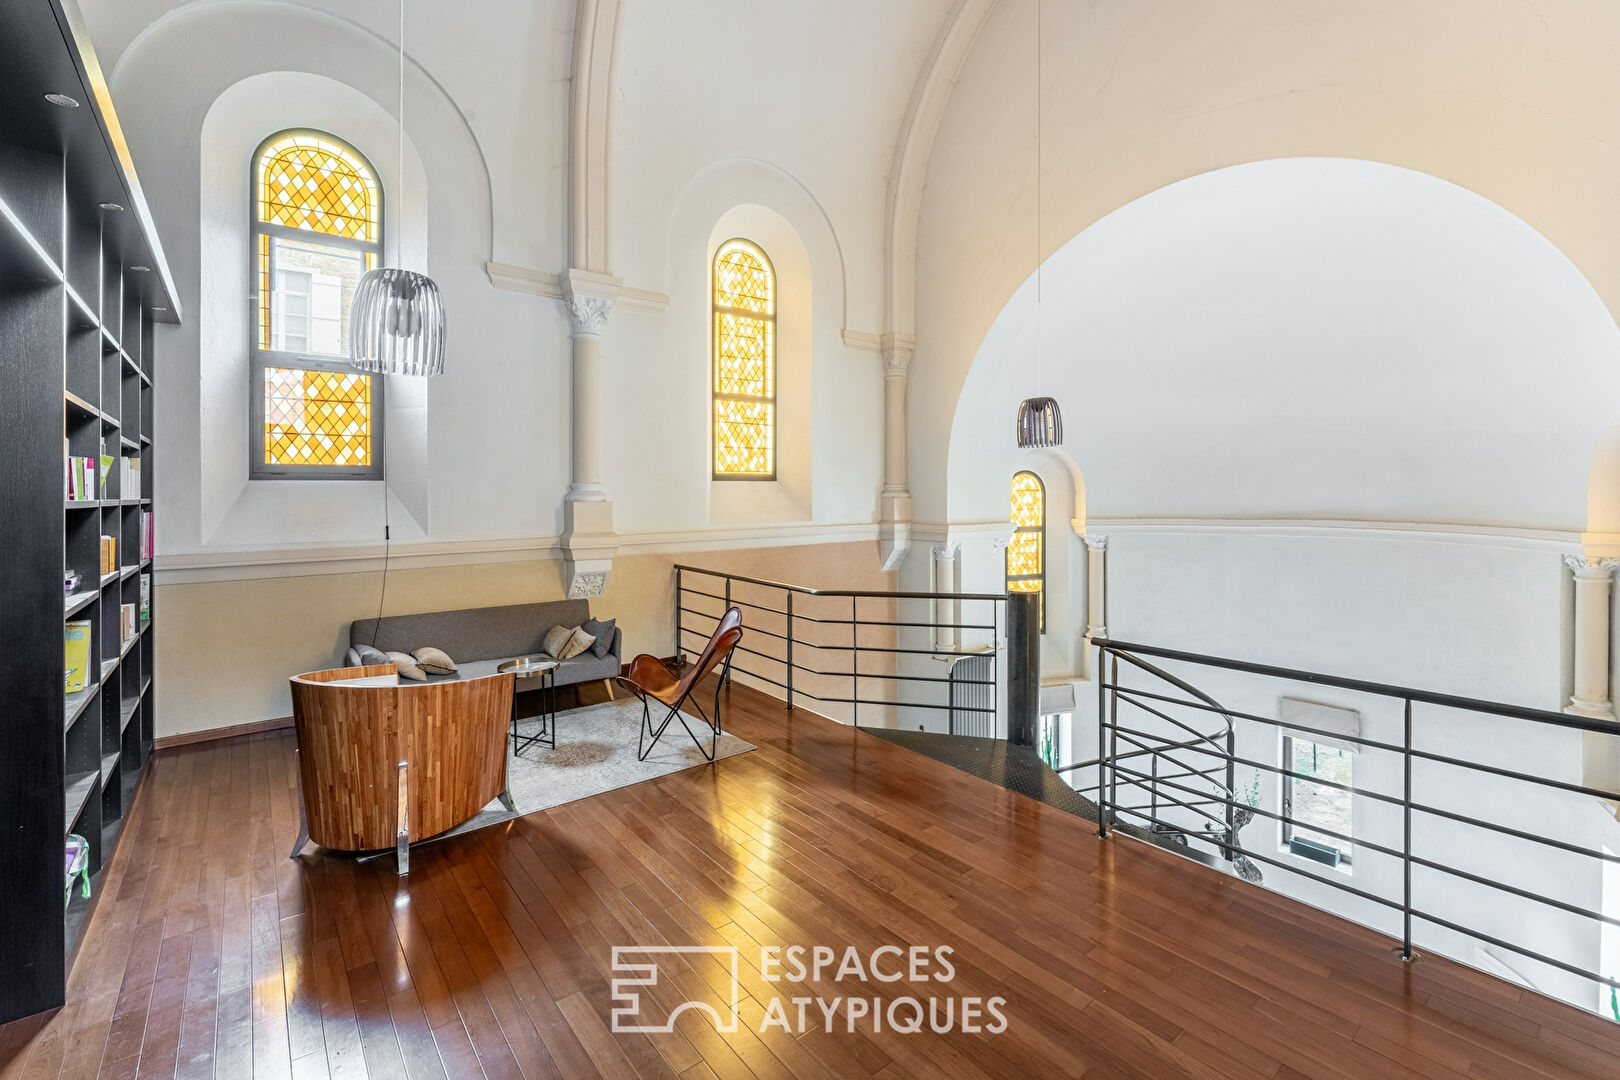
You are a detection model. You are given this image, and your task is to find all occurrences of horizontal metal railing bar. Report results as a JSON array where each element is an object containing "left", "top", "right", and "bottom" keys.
[
  {"left": 695, "top": 639, "right": 992, "bottom": 687},
  {"left": 1406, "top": 853, "right": 1620, "bottom": 930},
  {"left": 1110, "top": 716, "right": 1620, "bottom": 868},
  {"left": 1407, "top": 749, "right": 1620, "bottom": 805},
  {"left": 1102, "top": 682, "right": 1411, "bottom": 756},
  {"left": 1098, "top": 639, "right": 1620, "bottom": 735},
  {"left": 1107, "top": 759, "right": 1404, "bottom": 862},
  {"left": 1109, "top": 804, "right": 1402, "bottom": 910},
  {"left": 1108, "top": 764, "right": 1231, "bottom": 835},
  {"left": 1109, "top": 648, "right": 1237, "bottom": 731},
  {"left": 1106, "top": 680, "right": 1620, "bottom": 803},
  {"left": 1105, "top": 759, "right": 1231, "bottom": 831},
  {"left": 725, "top": 669, "right": 990, "bottom": 714},
  {"left": 728, "top": 667, "right": 789, "bottom": 692},
  {"left": 1112, "top": 690, "right": 1237, "bottom": 757},
  {"left": 683, "top": 618, "right": 789, "bottom": 644},
  {"left": 680, "top": 600, "right": 994, "bottom": 635},
  {"left": 1106, "top": 719, "right": 1409, "bottom": 809},
  {"left": 677, "top": 564, "right": 1008, "bottom": 602},
  {"left": 1412, "top": 909, "right": 1620, "bottom": 992},
  {"left": 1409, "top": 800, "right": 1620, "bottom": 865}
]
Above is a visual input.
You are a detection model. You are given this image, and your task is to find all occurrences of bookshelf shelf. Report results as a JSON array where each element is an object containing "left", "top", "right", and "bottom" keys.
[
  {"left": 64, "top": 774, "right": 96, "bottom": 834},
  {"left": 64, "top": 687, "right": 98, "bottom": 730},
  {"left": 0, "top": 0, "right": 177, "bottom": 1021}
]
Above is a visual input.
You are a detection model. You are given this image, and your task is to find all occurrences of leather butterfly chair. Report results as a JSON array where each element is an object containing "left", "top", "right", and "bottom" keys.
[{"left": 617, "top": 606, "right": 743, "bottom": 762}]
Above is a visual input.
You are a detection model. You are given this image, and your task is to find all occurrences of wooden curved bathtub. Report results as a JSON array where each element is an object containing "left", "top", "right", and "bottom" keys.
[{"left": 289, "top": 664, "right": 514, "bottom": 863}]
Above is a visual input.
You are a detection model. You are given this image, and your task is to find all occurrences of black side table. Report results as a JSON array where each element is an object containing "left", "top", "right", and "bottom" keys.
[{"left": 499, "top": 656, "right": 557, "bottom": 755}]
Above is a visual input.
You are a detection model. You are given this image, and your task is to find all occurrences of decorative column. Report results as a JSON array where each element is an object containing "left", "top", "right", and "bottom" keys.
[
  {"left": 932, "top": 541, "right": 959, "bottom": 652},
  {"left": 560, "top": 268, "right": 621, "bottom": 598},
  {"left": 878, "top": 333, "right": 916, "bottom": 571},
  {"left": 1083, "top": 534, "right": 1108, "bottom": 640},
  {"left": 1565, "top": 555, "right": 1620, "bottom": 818},
  {"left": 1565, "top": 555, "right": 1618, "bottom": 720}
]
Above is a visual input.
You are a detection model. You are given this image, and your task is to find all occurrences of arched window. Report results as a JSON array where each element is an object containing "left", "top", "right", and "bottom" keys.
[
  {"left": 712, "top": 238, "right": 775, "bottom": 479},
  {"left": 1007, "top": 470, "right": 1045, "bottom": 630},
  {"left": 251, "top": 131, "right": 383, "bottom": 479}
]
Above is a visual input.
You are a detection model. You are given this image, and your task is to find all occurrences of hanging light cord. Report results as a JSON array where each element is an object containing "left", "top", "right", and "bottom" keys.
[
  {"left": 1034, "top": 0, "right": 1043, "bottom": 395},
  {"left": 369, "top": 0, "right": 405, "bottom": 650}
]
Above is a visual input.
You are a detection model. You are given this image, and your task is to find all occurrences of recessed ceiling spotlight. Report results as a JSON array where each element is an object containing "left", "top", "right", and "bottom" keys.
[
  {"left": 45, "top": 93, "right": 79, "bottom": 108},
  {"left": 99, "top": 202, "right": 124, "bottom": 212},
  {"left": 130, "top": 265, "right": 151, "bottom": 272}
]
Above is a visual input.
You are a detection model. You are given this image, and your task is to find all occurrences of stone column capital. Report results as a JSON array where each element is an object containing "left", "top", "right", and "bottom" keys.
[
  {"left": 932, "top": 541, "right": 960, "bottom": 560},
  {"left": 881, "top": 332, "right": 915, "bottom": 379},
  {"left": 1083, "top": 534, "right": 1109, "bottom": 553},
  {"left": 1564, "top": 554, "right": 1620, "bottom": 580},
  {"left": 561, "top": 267, "right": 622, "bottom": 336}
]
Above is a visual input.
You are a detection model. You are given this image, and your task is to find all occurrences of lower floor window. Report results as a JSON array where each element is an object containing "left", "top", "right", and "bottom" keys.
[{"left": 1281, "top": 735, "right": 1353, "bottom": 865}]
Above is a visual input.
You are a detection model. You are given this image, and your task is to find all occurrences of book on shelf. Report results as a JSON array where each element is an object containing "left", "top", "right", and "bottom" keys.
[
  {"left": 140, "top": 511, "right": 154, "bottom": 560},
  {"left": 139, "top": 574, "right": 150, "bottom": 622},
  {"left": 120, "top": 604, "right": 136, "bottom": 645},
  {"left": 63, "top": 453, "right": 97, "bottom": 501},
  {"left": 64, "top": 620, "right": 91, "bottom": 694},
  {"left": 99, "top": 535, "right": 116, "bottom": 576},
  {"left": 99, "top": 454, "right": 112, "bottom": 498},
  {"left": 119, "top": 456, "right": 142, "bottom": 499}
]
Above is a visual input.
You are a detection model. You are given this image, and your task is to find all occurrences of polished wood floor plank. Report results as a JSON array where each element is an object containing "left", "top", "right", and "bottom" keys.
[{"left": 3, "top": 684, "right": 1620, "bottom": 1078}]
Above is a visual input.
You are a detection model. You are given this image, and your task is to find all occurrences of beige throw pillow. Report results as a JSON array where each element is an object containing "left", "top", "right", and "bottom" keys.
[
  {"left": 412, "top": 646, "right": 458, "bottom": 675},
  {"left": 556, "top": 626, "right": 596, "bottom": 660},
  {"left": 541, "top": 624, "right": 574, "bottom": 659},
  {"left": 387, "top": 651, "right": 428, "bottom": 681}
]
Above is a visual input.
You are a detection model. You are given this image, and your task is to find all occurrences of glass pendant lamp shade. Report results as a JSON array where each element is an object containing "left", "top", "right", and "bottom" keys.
[
  {"left": 349, "top": 267, "right": 445, "bottom": 377},
  {"left": 1016, "top": 396, "right": 1063, "bottom": 448}
]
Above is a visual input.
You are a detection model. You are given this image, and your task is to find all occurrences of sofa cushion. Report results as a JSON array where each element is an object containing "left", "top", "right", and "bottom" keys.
[
  {"left": 582, "top": 617, "right": 616, "bottom": 658},
  {"left": 412, "top": 646, "right": 458, "bottom": 675},
  {"left": 541, "top": 625, "right": 574, "bottom": 659},
  {"left": 552, "top": 650, "right": 620, "bottom": 685},
  {"left": 558, "top": 627, "right": 596, "bottom": 659},
  {"left": 387, "top": 651, "right": 428, "bottom": 681}
]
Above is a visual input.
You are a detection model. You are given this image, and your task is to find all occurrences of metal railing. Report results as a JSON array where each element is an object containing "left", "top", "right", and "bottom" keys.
[
  {"left": 673, "top": 565, "right": 1009, "bottom": 728},
  {"left": 1084, "top": 636, "right": 1620, "bottom": 1015}
]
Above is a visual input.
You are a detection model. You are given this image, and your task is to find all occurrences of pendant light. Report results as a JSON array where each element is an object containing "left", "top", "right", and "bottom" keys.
[
  {"left": 1016, "top": 0, "right": 1062, "bottom": 448},
  {"left": 349, "top": 0, "right": 446, "bottom": 377}
]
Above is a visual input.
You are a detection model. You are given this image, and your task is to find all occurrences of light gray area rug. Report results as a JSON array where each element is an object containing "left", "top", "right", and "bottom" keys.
[{"left": 443, "top": 697, "right": 754, "bottom": 839}]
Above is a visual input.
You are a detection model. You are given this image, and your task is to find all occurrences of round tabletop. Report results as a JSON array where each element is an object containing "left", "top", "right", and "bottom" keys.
[{"left": 498, "top": 655, "right": 558, "bottom": 678}]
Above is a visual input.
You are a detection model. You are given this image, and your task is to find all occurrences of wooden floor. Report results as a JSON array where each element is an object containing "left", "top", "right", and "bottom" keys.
[{"left": 3, "top": 681, "right": 1619, "bottom": 1079}]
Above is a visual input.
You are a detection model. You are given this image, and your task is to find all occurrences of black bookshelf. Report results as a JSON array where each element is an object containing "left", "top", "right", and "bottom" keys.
[{"left": 0, "top": 0, "right": 178, "bottom": 1024}]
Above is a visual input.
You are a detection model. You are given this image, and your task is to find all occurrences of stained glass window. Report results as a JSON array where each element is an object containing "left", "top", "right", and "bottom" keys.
[
  {"left": 251, "top": 131, "right": 383, "bottom": 478},
  {"left": 1007, "top": 471, "right": 1045, "bottom": 629},
  {"left": 263, "top": 368, "right": 373, "bottom": 467},
  {"left": 713, "top": 239, "right": 775, "bottom": 478}
]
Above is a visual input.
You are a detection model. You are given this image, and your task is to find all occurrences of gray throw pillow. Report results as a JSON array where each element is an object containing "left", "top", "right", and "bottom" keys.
[
  {"left": 354, "top": 643, "right": 390, "bottom": 666},
  {"left": 582, "top": 617, "right": 616, "bottom": 658},
  {"left": 345, "top": 647, "right": 361, "bottom": 667}
]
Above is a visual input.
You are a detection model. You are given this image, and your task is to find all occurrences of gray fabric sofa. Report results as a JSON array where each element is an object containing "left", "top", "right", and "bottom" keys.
[{"left": 348, "top": 599, "right": 622, "bottom": 689}]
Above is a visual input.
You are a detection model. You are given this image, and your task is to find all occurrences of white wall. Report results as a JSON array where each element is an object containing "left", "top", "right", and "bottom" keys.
[{"left": 81, "top": 0, "right": 942, "bottom": 736}]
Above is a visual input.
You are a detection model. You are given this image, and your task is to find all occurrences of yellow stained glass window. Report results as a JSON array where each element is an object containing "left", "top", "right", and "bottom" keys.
[
  {"left": 1007, "top": 471, "right": 1045, "bottom": 628},
  {"left": 713, "top": 239, "right": 775, "bottom": 477},
  {"left": 257, "top": 134, "right": 378, "bottom": 240},
  {"left": 263, "top": 367, "right": 372, "bottom": 467},
  {"left": 252, "top": 131, "right": 383, "bottom": 477}
]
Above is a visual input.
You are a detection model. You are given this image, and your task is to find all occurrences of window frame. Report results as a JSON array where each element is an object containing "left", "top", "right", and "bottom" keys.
[
  {"left": 1005, "top": 469, "right": 1046, "bottom": 632},
  {"left": 249, "top": 129, "right": 385, "bottom": 481},
  {"left": 711, "top": 237, "right": 777, "bottom": 481},
  {"left": 1280, "top": 733, "right": 1355, "bottom": 867}
]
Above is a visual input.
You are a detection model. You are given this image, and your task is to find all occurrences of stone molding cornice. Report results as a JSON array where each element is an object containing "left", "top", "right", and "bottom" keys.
[{"left": 485, "top": 262, "right": 669, "bottom": 314}]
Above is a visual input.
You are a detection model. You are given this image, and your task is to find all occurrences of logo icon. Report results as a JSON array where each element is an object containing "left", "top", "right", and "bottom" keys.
[{"left": 610, "top": 946, "right": 741, "bottom": 1033}]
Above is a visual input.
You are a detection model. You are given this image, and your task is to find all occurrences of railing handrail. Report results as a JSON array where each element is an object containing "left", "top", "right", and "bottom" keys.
[
  {"left": 673, "top": 563, "right": 1007, "bottom": 603},
  {"left": 1095, "top": 637, "right": 1615, "bottom": 733}
]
